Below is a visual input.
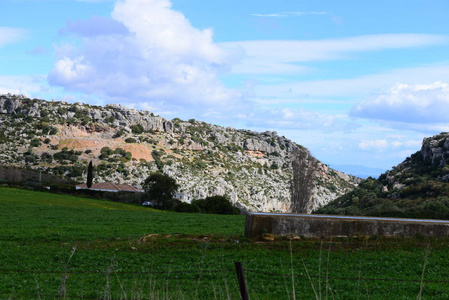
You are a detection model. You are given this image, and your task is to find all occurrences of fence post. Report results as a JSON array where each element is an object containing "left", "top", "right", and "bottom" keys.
[{"left": 235, "top": 262, "right": 249, "bottom": 300}]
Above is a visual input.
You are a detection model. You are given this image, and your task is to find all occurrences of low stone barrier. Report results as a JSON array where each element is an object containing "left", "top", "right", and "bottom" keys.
[{"left": 245, "top": 212, "right": 449, "bottom": 238}]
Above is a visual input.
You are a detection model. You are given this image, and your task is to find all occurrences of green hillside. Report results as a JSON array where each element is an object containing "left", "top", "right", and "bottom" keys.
[{"left": 315, "top": 133, "right": 449, "bottom": 220}]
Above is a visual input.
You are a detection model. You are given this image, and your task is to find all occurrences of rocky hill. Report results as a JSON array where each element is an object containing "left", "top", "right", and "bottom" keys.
[
  {"left": 0, "top": 94, "right": 358, "bottom": 212},
  {"left": 316, "top": 132, "right": 449, "bottom": 219}
]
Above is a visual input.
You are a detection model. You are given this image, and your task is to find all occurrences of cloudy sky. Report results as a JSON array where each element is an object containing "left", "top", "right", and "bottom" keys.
[{"left": 2, "top": 0, "right": 449, "bottom": 174}]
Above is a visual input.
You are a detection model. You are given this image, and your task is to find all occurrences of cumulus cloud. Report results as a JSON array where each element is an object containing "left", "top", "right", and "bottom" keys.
[
  {"left": 0, "top": 27, "right": 26, "bottom": 47},
  {"left": 49, "top": 0, "right": 241, "bottom": 111},
  {"left": 351, "top": 82, "right": 449, "bottom": 124}
]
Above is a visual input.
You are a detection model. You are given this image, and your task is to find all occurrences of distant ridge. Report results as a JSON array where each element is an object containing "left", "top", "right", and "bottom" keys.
[{"left": 329, "top": 164, "right": 386, "bottom": 179}]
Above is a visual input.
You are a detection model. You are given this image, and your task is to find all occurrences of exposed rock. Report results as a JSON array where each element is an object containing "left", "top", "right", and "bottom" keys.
[{"left": 0, "top": 94, "right": 359, "bottom": 213}]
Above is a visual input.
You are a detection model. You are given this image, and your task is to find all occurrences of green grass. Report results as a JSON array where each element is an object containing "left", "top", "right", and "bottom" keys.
[
  {"left": 2, "top": 187, "right": 449, "bottom": 299},
  {"left": 0, "top": 187, "right": 244, "bottom": 243}
]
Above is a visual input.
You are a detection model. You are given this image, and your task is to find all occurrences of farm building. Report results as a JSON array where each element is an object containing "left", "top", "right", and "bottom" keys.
[{"left": 76, "top": 182, "right": 144, "bottom": 193}]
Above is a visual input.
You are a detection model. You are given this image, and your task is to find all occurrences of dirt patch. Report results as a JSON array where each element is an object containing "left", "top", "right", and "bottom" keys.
[
  {"left": 59, "top": 139, "right": 104, "bottom": 149},
  {"left": 247, "top": 150, "right": 266, "bottom": 158},
  {"left": 122, "top": 144, "right": 154, "bottom": 161},
  {"left": 45, "top": 124, "right": 156, "bottom": 162}
]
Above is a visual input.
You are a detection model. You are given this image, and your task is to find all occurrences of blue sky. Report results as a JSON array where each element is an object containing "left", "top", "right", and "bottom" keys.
[{"left": 2, "top": 0, "right": 449, "bottom": 174}]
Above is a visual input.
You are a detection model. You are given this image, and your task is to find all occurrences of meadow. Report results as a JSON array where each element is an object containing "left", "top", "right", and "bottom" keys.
[{"left": 2, "top": 187, "right": 449, "bottom": 299}]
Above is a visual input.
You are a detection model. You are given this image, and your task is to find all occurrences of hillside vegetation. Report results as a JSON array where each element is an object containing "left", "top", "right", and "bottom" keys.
[
  {"left": 316, "top": 132, "right": 449, "bottom": 219},
  {"left": 0, "top": 94, "right": 358, "bottom": 212}
]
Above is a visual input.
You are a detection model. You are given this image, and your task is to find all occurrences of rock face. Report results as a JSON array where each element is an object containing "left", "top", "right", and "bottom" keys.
[
  {"left": 0, "top": 94, "right": 359, "bottom": 212},
  {"left": 421, "top": 135, "right": 449, "bottom": 167}
]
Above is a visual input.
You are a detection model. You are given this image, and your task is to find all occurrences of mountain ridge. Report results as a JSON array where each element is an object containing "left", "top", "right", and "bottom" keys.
[
  {"left": 0, "top": 93, "right": 359, "bottom": 212},
  {"left": 328, "top": 164, "right": 387, "bottom": 179}
]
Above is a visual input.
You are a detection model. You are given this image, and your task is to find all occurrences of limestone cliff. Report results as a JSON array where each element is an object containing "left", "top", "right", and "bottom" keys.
[{"left": 0, "top": 94, "right": 358, "bottom": 212}]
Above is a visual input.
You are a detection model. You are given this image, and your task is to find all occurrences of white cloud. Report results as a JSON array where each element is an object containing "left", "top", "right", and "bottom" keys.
[
  {"left": 0, "top": 27, "right": 26, "bottom": 47},
  {"left": 0, "top": 87, "right": 22, "bottom": 95},
  {"left": 0, "top": 75, "right": 46, "bottom": 95},
  {"left": 221, "top": 34, "right": 448, "bottom": 75},
  {"left": 49, "top": 0, "right": 242, "bottom": 111},
  {"left": 387, "top": 138, "right": 422, "bottom": 149},
  {"left": 242, "top": 106, "right": 358, "bottom": 132},
  {"left": 359, "top": 139, "right": 388, "bottom": 151},
  {"left": 252, "top": 64, "right": 449, "bottom": 102},
  {"left": 351, "top": 82, "right": 449, "bottom": 124},
  {"left": 358, "top": 138, "right": 422, "bottom": 152}
]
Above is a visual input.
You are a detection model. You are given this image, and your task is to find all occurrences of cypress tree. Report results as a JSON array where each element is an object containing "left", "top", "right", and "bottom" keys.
[{"left": 87, "top": 160, "right": 93, "bottom": 188}]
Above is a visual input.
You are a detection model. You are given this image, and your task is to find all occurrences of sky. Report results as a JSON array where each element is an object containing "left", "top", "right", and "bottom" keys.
[{"left": 1, "top": 0, "right": 449, "bottom": 174}]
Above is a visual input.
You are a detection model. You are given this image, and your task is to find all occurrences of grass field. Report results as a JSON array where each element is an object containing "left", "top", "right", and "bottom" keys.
[{"left": 2, "top": 187, "right": 449, "bottom": 299}]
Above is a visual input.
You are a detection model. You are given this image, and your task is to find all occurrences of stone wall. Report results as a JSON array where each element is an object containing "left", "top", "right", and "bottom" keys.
[{"left": 245, "top": 212, "right": 449, "bottom": 238}]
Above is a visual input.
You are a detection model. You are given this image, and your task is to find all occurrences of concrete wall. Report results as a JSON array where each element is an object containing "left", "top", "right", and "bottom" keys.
[{"left": 245, "top": 213, "right": 449, "bottom": 238}]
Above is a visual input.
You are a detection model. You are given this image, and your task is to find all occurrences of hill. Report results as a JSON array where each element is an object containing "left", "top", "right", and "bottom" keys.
[
  {"left": 0, "top": 94, "right": 358, "bottom": 212},
  {"left": 316, "top": 132, "right": 449, "bottom": 219}
]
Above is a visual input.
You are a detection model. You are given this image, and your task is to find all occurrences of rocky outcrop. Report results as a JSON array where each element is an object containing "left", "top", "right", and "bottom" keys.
[
  {"left": 379, "top": 132, "right": 449, "bottom": 191},
  {"left": 0, "top": 94, "right": 359, "bottom": 212},
  {"left": 421, "top": 134, "right": 449, "bottom": 167},
  {"left": 315, "top": 132, "right": 449, "bottom": 218},
  {"left": 0, "top": 94, "right": 173, "bottom": 134},
  {"left": 0, "top": 94, "right": 23, "bottom": 114}
]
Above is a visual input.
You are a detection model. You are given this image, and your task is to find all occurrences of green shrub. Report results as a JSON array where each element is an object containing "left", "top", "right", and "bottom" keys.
[
  {"left": 30, "top": 138, "right": 41, "bottom": 147},
  {"left": 131, "top": 124, "right": 144, "bottom": 134},
  {"left": 174, "top": 202, "right": 200, "bottom": 213},
  {"left": 53, "top": 148, "right": 79, "bottom": 163},
  {"left": 192, "top": 196, "right": 240, "bottom": 215}
]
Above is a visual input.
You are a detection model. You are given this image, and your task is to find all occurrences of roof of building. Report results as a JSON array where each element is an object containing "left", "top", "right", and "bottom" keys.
[{"left": 76, "top": 182, "right": 144, "bottom": 192}]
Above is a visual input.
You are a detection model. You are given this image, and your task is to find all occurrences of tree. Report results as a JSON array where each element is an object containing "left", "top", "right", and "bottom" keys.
[
  {"left": 290, "top": 146, "right": 318, "bottom": 213},
  {"left": 143, "top": 173, "right": 179, "bottom": 209},
  {"left": 87, "top": 161, "right": 93, "bottom": 188}
]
